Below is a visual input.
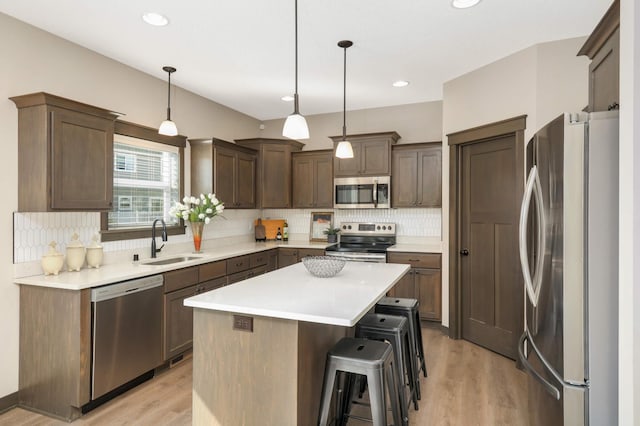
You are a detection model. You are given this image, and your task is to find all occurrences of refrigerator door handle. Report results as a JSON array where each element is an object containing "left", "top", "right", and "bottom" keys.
[
  {"left": 518, "top": 165, "right": 546, "bottom": 307},
  {"left": 518, "top": 331, "right": 561, "bottom": 400}
]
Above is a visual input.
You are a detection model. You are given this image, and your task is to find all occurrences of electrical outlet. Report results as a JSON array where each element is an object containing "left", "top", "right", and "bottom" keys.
[{"left": 233, "top": 315, "right": 253, "bottom": 332}]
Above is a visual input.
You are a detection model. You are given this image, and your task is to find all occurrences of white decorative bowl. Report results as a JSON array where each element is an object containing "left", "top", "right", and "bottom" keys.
[{"left": 302, "top": 256, "right": 346, "bottom": 278}]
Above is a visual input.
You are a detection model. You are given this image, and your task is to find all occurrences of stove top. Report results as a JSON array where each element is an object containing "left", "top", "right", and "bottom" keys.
[{"left": 325, "top": 222, "right": 396, "bottom": 254}]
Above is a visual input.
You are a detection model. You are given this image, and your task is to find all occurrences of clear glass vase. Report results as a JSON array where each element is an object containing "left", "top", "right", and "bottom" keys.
[{"left": 190, "top": 221, "right": 205, "bottom": 253}]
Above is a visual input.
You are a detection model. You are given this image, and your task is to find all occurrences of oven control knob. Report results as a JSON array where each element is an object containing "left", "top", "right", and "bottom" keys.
[
  {"left": 347, "top": 225, "right": 352, "bottom": 230},
  {"left": 377, "top": 226, "right": 381, "bottom": 230},
  {"left": 388, "top": 225, "right": 393, "bottom": 231},
  {"left": 342, "top": 225, "right": 347, "bottom": 230}
]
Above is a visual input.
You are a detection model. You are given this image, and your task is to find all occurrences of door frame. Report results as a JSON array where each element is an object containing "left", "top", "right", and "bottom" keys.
[{"left": 447, "top": 115, "right": 527, "bottom": 339}]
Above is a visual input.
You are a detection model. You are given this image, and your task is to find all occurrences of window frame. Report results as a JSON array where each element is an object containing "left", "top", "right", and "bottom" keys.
[{"left": 101, "top": 120, "right": 187, "bottom": 242}]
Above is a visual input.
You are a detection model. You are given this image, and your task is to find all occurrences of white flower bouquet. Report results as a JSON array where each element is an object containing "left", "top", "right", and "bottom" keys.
[{"left": 170, "top": 193, "right": 224, "bottom": 224}]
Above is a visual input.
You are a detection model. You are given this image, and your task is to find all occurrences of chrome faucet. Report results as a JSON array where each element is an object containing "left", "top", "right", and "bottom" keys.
[{"left": 151, "top": 219, "right": 168, "bottom": 258}]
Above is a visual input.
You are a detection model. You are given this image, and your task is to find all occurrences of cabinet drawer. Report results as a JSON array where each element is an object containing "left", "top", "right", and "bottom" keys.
[
  {"left": 199, "top": 260, "right": 226, "bottom": 282},
  {"left": 387, "top": 252, "right": 441, "bottom": 269},
  {"left": 227, "top": 255, "right": 250, "bottom": 274},
  {"left": 298, "top": 248, "right": 325, "bottom": 259},
  {"left": 164, "top": 266, "right": 199, "bottom": 293},
  {"left": 250, "top": 252, "right": 268, "bottom": 268},
  {"left": 199, "top": 276, "right": 227, "bottom": 293}
]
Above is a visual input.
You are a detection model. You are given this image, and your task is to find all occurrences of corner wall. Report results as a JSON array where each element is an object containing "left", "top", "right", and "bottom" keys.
[
  {"left": 441, "top": 37, "right": 589, "bottom": 328},
  {"left": 0, "top": 12, "right": 260, "bottom": 399}
]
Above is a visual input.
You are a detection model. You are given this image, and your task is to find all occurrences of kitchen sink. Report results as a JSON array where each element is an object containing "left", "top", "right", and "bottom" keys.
[{"left": 140, "top": 256, "right": 203, "bottom": 266}]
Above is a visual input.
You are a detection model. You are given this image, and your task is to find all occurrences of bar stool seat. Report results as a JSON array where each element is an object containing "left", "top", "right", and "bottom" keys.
[
  {"left": 356, "top": 313, "right": 418, "bottom": 426},
  {"left": 376, "top": 297, "right": 428, "bottom": 399},
  {"left": 318, "top": 337, "right": 402, "bottom": 426}
]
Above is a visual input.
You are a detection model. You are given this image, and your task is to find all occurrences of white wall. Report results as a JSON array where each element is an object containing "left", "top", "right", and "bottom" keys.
[
  {"left": 260, "top": 101, "right": 443, "bottom": 150},
  {"left": 441, "top": 37, "right": 589, "bottom": 327},
  {"left": 0, "top": 12, "right": 261, "bottom": 399},
  {"left": 618, "top": 0, "right": 639, "bottom": 422}
]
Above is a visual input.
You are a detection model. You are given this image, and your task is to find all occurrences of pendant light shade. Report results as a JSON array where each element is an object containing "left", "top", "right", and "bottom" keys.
[
  {"left": 282, "top": 0, "right": 309, "bottom": 140},
  {"left": 336, "top": 40, "right": 354, "bottom": 159},
  {"left": 159, "top": 66, "right": 178, "bottom": 136}
]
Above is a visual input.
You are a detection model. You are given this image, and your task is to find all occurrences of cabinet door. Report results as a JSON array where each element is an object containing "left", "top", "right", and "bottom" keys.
[
  {"left": 589, "top": 27, "right": 619, "bottom": 112},
  {"left": 214, "top": 148, "right": 236, "bottom": 207},
  {"left": 297, "top": 248, "right": 324, "bottom": 260},
  {"left": 262, "top": 145, "right": 291, "bottom": 208},
  {"left": 164, "top": 266, "right": 199, "bottom": 293},
  {"left": 315, "top": 155, "right": 334, "bottom": 208},
  {"left": 236, "top": 151, "right": 256, "bottom": 208},
  {"left": 278, "top": 248, "right": 299, "bottom": 268},
  {"left": 389, "top": 269, "right": 416, "bottom": 299},
  {"left": 292, "top": 156, "right": 315, "bottom": 208},
  {"left": 415, "top": 268, "right": 442, "bottom": 321},
  {"left": 361, "top": 140, "right": 390, "bottom": 176},
  {"left": 164, "top": 285, "right": 198, "bottom": 360},
  {"left": 266, "top": 249, "right": 278, "bottom": 272},
  {"left": 392, "top": 151, "right": 418, "bottom": 207},
  {"left": 50, "top": 108, "right": 114, "bottom": 210},
  {"left": 334, "top": 142, "right": 363, "bottom": 177},
  {"left": 227, "top": 255, "right": 250, "bottom": 274},
  {"left": 417, "top": 148, "right": 442, "bottom": 207}
]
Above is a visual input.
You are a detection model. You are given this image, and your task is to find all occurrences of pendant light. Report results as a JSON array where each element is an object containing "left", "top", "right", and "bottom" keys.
[
  {"left": 159, "top": 66, "right": 178, "bottom": 136},
  {"left": 282, "top": 0, "right": 309, "bottom": 140},
  {"left": 335, "top": 40, "right": 354, "bottom": 159}
]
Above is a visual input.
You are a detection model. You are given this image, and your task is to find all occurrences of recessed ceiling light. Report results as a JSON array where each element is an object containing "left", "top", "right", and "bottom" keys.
[
  {"left": 281, "top": 95, "right": 295, "bottom": 102},
  {"left": 392, "top": 80, "right": 410, "bottom": 88},
  {"left": 452, "top": 0, "right": 481, "bottom": 9},
  {"left": 142, "top": 12, "right": 169, "bottom": 26}
]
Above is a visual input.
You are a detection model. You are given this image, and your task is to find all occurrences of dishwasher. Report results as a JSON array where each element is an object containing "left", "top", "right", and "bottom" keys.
[{"left": 90, "top": 274, "right": 164, "bottom": 401}]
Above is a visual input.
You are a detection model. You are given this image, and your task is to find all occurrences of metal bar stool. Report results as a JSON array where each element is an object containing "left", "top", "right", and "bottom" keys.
[
  {"left": 375, "top": 297, "right": 428, "bottom": 398},
  {"left": 318, "top": 337, "right": 402, "bottom": 426},
  {"left": 356, "top": 313, "right": 418, "bottom": 426}
]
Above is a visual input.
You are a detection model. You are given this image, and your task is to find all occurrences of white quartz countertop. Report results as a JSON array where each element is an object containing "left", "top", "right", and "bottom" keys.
[
  {"left": 14, "top": 240, "right": 334, "bottom": 290},
  {"left": 184, "top": 262, "right": 411, "bottom": 327}
]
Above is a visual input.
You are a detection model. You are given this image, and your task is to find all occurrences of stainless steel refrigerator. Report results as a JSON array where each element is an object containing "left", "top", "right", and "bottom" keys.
[{"left": 517, "top": 111, "right": 619, "bottom": 425}]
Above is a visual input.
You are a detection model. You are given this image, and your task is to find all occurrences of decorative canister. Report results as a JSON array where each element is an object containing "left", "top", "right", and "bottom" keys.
[
  {"left": 86, "top": 234, "right": 103, "bottom": 269},
  {"left": 41, "top": 241, "right": 64, "bottom": 276},
  {"left": 66, "top": 233, "right": 86, "bottom": 272}
]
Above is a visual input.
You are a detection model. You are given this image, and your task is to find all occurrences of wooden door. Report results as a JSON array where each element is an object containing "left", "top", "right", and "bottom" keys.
[
  {"left": 416, "top": 268, "right": 442, "bottom": 321},
  {"left": 417, "top": 148, "right": 442, "bottom": 207},
  {"left": 164, "top": 285, "right": 197, "bottom": 359},
  {"left": 292, "top": 155, "right": 314, "bottom": 208},
  {"left": 392, "top": 150, "right": 418, "bottom": 207},
  {"left": 214, "top": 147, "right": 236, "bottom": 208},
  {"left": 50, "top": 107, "right": 113, "bottom": 210},
  {"left": 235, "top": 151, "right": 256, "bottom": 208},
  {"left": 460, "top": 134, "right": 522, "bottom": 359},
  {"left": 314, "top": 154, "right": 334, "bottom": 208}
]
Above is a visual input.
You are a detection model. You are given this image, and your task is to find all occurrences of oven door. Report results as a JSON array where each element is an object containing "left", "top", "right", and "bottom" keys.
[{"left": 334, "top": 176, "right": 390, "bottom": 208}]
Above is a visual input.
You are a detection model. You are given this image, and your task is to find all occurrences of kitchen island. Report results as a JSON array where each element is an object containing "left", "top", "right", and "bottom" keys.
[{"left": 184, "top": 261, "right": 410, "bottom": 425}]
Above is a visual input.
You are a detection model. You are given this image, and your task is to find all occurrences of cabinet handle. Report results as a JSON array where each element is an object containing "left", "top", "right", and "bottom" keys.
[
  {"left": 607, "top": 102, "right": 619, "bottom": 111},
  {"left": 460, "top": 249, "right": 469, "bottom": 256}
]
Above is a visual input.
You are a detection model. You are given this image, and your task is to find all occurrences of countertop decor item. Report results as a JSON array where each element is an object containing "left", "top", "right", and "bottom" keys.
[
  {"left": 255, "top": 218, "right": 266, "bottom": 241},
  {"left": 302, "top": 255, "right": 346, "bottom": 278},
  {"left": 310, "top": 211, "right": 334, "bottom": 242},
  {"left": 323, "top": 227, "right": 341, "bottom": 244},
  {"left": 41, "top": 241, "right": 64, "bottom": 276},
  {"left": 86, "top": 234, "right": 103, "bottom": 268},
  {"left": 170, "top": 193, "right": 225, "bottom": 253},
  {"left": 66, "top": 233, "right": 85, "bottom": 272}
]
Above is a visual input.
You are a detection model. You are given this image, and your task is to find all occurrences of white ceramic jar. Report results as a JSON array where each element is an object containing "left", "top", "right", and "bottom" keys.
[
  {"left": 41, "top": 241, "right": 64, "bottom": 276},
  {"left": 86, "top": 234, "right": 103, "bottom": 269},
  {"left": 66, "top": 233, "right": 86, "bottom": 272}
]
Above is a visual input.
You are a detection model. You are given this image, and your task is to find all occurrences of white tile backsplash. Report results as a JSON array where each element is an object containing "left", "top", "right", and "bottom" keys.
[{"left": 13, "top": 208, "right": 441, "bottom": 266}]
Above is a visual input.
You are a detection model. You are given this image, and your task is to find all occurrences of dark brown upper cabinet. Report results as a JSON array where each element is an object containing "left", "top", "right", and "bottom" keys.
[
  {"left": 292, "top": 150, "right": 333, "bottom": 209},
  {"left": 190, "top": 138, "right": 257, "bottom": 209},
  {"left": 330, "top": 132, "right": 400, "bottom": 177},
  {"left": 235, "top": 138, "right": 304, "bottom": 209},
  {"left": 11, "top": 92, "right": 119, "bottom": 211},
  {"left": 578, "top": 0, "right": 619, "bottom": 112},
  {"left": 392, "top": 142, "right": 442, "bottom": 208}
]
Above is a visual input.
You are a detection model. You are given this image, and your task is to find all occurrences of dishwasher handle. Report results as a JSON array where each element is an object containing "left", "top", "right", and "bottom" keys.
[{"left": 91, "top": 275, "right": 164, "bottom": 302}]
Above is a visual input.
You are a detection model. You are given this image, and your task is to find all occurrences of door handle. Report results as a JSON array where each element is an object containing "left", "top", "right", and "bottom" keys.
[{"left": 460, "top": 249, "right": 469, "bottom": 256}]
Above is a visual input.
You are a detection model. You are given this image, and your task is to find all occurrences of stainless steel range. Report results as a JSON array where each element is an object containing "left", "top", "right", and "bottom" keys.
[{"left": 325, "top": 222, "right": 396, "bottom": 263}]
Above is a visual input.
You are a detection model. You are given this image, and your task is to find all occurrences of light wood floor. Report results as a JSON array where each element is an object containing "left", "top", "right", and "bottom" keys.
[{"left": 0, "top": 326, "right": 527, "bottom": 425}]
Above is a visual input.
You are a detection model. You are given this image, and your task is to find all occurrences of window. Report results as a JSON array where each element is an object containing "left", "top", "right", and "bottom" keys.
[{"left": 101, "top": 121, "right": 186, "bottom": 241}]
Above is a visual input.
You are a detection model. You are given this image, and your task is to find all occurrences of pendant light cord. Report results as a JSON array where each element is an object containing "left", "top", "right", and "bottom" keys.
[
  {"left": 342, "top": 44, "right": 347, "bottom": 140},
  {"left": 167, "top": 70, "right": 172, "bottom": 120},
  {"left": 293, "top": 0, "right": 300, "bottom": 115}
]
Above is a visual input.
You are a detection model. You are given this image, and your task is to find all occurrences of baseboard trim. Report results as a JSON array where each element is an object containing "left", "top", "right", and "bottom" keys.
[{"left": 0, "top": 391, "right": 19, "bottom": 415}]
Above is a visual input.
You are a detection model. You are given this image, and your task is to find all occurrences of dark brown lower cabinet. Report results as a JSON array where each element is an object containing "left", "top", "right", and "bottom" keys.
[
  {"left": 226, "top": 265, "right": 268, "bottom": 284},
  {"left": 387, "top": 252, "right": 442, "bottom": 322},
  {"left": 278, "top": 247, "right": 325, "bottom": 268}
]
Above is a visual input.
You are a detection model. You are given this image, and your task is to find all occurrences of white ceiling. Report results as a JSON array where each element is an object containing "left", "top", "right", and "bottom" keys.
[{"left": 0, "top": 0, "right": 611, "bottom": 121}]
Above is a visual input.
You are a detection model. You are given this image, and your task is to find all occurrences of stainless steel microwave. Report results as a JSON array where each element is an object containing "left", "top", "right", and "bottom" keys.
[{"left": 334, "top": 176, "right": 391, "bottom": 209}]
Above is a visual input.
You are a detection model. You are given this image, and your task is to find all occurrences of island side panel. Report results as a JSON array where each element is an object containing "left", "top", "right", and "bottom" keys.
[
  {"left": 297, "top": 321, "right": 350, "bottom": 425},
  {"left": 19, "top": 285, "right": 91, "bottom": 421},
  {"left": 192, "top": 309, "right": 299, "bottom": 426}
]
